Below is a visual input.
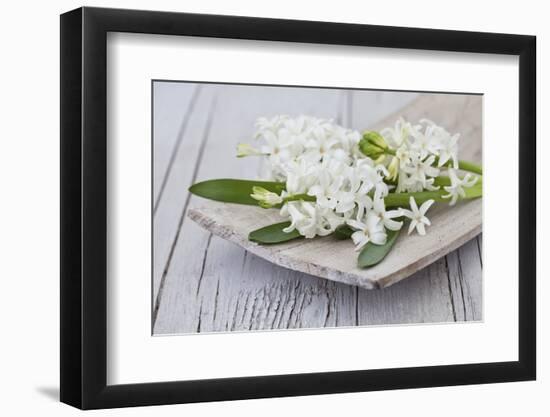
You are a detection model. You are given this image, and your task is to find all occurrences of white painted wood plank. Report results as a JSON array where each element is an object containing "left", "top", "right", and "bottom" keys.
[
  {"left": 446, "top": 236, "right": 483, "bottom": 321},
  {"left": 152, "top": 82, "right": 199, "bottom": 208},
  {"left": 152, "top": 86, "right": 217, "bottom": 303},
  {"left": 357, "top": 258, "right": 454, "bottom": 324},
  {"left": 348, "top": 90, "right": 419, "bottom": 130},
  {"left": 154, "top": 84, "right": 358, "bottom": 334}
]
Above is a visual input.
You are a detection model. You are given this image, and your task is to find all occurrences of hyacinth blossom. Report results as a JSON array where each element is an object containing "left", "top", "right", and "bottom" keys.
[{"left": 189, "top": 115, "right": 482, "bottom": 268}]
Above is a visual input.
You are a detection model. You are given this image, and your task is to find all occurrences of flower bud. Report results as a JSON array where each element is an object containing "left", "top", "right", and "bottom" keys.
[
  {"left": 387, "top": 156, "right": 399, "bottom": 181},
  {"left": 236, "top": 143, "right": 262, "bottom": 158},
  {"left": 359, "top": 143, "right": 384, "bottom": 159},
  {"left": 359, "top": 131, "right": 388, "bottom": 159},
  {"left": 250, "top": 186, "right": 283, "bottom": 208}
]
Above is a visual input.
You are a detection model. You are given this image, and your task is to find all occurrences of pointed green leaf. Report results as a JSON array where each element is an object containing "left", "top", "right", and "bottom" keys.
[
  {"left": 358, "top": 228, "right": 401, "bottom": 268},
  {"left": 248, "top": 221, "right": 302, "bottom": 244},
  {"left": 189, "top": 179, "right": 285, "bottom": 205}
]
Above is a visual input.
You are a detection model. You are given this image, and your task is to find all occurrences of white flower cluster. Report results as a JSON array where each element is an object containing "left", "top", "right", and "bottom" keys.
[
  {"left": 239, "top": 115, "right": 479, "bottom": 250},
  {"left": 381, "top": 118, "right": 477, "bottom": 202},
  {"left": 246, "top": 115, "right": 362, "bottom": 180},
  {"left": 240, "top": 115, "right": 398, "bottom": 247}
]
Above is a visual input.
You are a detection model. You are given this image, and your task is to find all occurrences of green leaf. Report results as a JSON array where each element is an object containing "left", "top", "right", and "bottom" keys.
[
  {"left": 357, "top": 228, "right": 401, "bottom": 268},
  {"left": 248, "top": 221, "right": 302, "bottom": 244},
  {"left": 333, "top": 225, "right": 354, "bottom": 240},
  {"left": 189, "top": 179, "right": 285, "bottom": 205}
]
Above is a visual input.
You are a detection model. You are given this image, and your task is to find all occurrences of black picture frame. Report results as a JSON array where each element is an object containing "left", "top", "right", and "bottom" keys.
[{"left": 60, "top": 6, "right": 536, "bottom": 410}]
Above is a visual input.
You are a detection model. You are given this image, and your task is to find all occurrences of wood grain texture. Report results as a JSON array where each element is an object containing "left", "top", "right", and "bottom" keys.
[
  {"left": 152, "top": 86, "right": 216, "bottom": 302},
  {"left": 152, "top": 82, "right": 199, "bottom": 210},
  {"left": 188, "top": 196, "right": 480, "bottom": 289},
  {"left": 153, "top": 84, "right": 482, "bottom": 334}
]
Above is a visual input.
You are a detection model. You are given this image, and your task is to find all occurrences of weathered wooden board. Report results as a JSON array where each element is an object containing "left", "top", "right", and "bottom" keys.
[
  {"left": 153, "top": 85, "right": 482, "bottom": 334},
  {"left": 152, "top": 82, "right": 199, "bottom": 210},
  {"left": 187, "top": 94, "right": 482, "bottom": 290},
  {"left": 188, "top": 198, "right": 480, "bottom": 290}
]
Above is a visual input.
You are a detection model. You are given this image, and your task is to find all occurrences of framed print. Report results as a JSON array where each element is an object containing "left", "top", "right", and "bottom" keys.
[{"left": 60, "top": 6, "right": 536, "bottom": 409}]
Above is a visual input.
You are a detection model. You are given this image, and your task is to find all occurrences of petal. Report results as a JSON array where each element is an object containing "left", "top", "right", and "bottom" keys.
[
  {"left": 384, "top": 218, "right": 403, "bottom": 231},
  {"left": 409, "top": 196, "right": 419, "bottom": 213},
  {"left": 407, "top": 220, "right": 417, "bottom": 235},
  {"left": 419, "top": 199, "right": 435, "bottom": 215},
  {"left": 385, "top": 209, "right": 403, "bottom": 219},
  {"left": 366, "top": 214, "right": 382, "bottom": 230},
  {"left": 302, "top": 202, "right": 317, "bottom": 217},
  {"left": 370, "top": 232, "right": 387, "bottom": 245},
  {"left": 282, "top": 221, "right": 296, "bottom": 233},
  {"left": 426, "top": 166, "right": 440, "bottom": 177},
  {"left": 347, "top": 220, "right": 366, "bottom": 231},
  {"left": 373, "top": 197, "right": 384, "bottom": 213},
  {"left": 438, "top": 152, "right": 449, "bottom": 167},
  {"left": 447, "top": 168, "right": 458, "bottom": 183},
  {"left": 401, "top": 209, "right": 414, "bottom": 219},
  {"left": 451, "top": 194, "right": 458, "bottom": 205},
  {"left": 287, "top": 203, "right": 302, "bottom": 219},
  {"left": 416, "top": 222, "right": 426, "bottom": 236},
  {"left": 424, "top": 155, "right": 436, "bottom": 166},
  {"left": 307, "top": 185, "right": 322, "bottom": 196},
  {"left": 465, "top": 175, "right": 478, "bottom": 187},
  {"left": 351, "top": 231, "right": 366, "bottom": 246}
]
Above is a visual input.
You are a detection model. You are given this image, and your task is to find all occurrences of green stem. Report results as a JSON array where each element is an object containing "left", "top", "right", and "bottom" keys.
[
  {"left": 282, "top": 194, "right": 316, "bottom": 203},
  {"left": 383, "top": 148, "right": 482, "bottom": 175},
  {"left": 256, "top": 193, "right": 315, "bottom": 209},
  {"left": 267, "top": 179, "right": 482, "bottom": 209},
  {"left": 384, "top": 183, "right": 482, "bottom": 208},
  {"left": 270, "top": 183, "right": 482, "bottom": 210},
  {"left": 454, "top": 159, "right": 483, "bottom": 175}
]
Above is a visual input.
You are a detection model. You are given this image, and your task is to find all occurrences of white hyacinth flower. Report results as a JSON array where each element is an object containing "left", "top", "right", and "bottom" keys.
[
  {"left": 380, "top": 117, "right": 418, "bottom": 148},
  {"left": 419, "top": 119, "right": 459, "bottom": 168},
  {"left": 253, "top": 115, "right": 364, "bottom": 180},
  {"left": 402, "top": 154, "right": 440, "bottom": 188},
  {"left": 255, "top": 115, "right": 288, "bottom": 137},
  {"left": 306, "top": 170, "right": 342, "bottom": 210},
  {"left": 401, "top": 196, "right": 435, "bottom": 236},
  {"left": 410, "top": 126, "right": 439, "bottom": 160},
  {"left": 334, "top": 175, "right": 373, "bottom": 216},
  {"left": 372, "top": 197, "right": 404, "bottom": 231},
  {"left": 443, "top": 168, "right": 479, "bottom": 205},
  {"left": 304, "top": 125, "right": 340, "bottom": 162},
  {"left": 283, "top": 159, "right": 318, "bottom": 195},
  {"left": 436, "top": 132, "right": 460, "bottom": 168},
  {"left": 395, "top": 144, "right": 413, "bottom": 167},
  {"left": 317, "top": 207, "right": 347, "bottom": 236},
  {"left": 346, "top": 212, "right": 387, "bottom": 251},
  {"left": 259, "top": 130, "right": 293, "bottom": 160},
  {"left": 281, "top": 201, "right": 343, "bottom": 239},
  {"left": 355, "top": 160, "right": 389, "bottom": 198},
  {"left": 281, "top": 201, "right": 318, "bottom": 238}
]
